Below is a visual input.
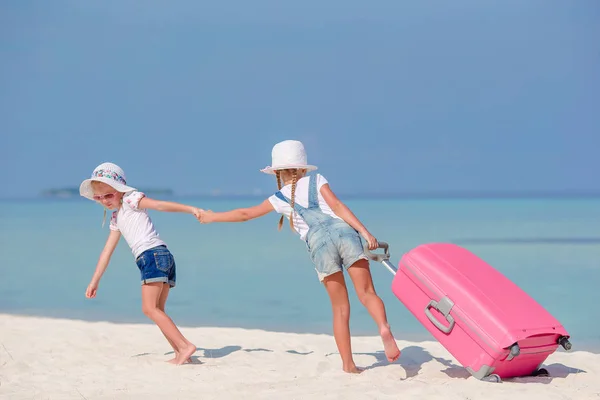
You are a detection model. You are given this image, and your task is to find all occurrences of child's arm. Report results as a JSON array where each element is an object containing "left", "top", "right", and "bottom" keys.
[
  {"left": 200, "top": 199, "right": 274, "bottom": 223},
  {"left": 320, "top": 184, "right": 379, "bottom": 249},
  {"left": 138, "top": 197, "right": 202, "bottom": 219},
  {"left": 86, "top": 230, "right": 121, "bottom": 298}
]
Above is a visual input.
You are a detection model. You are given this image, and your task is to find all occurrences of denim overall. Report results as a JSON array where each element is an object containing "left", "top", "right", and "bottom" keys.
[{"left": 275, "top": 175, "right": 367, "bottom": 281}]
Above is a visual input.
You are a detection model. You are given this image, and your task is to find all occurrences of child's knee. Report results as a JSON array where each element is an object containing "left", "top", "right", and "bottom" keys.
[
  {"left": 356, "top": 289, "right": 378, "bottom": 305},
  {"left": 142, "top": 304, "right": 158, "bottom": 318}
]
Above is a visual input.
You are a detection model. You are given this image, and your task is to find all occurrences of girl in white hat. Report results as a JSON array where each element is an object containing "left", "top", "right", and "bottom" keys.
[
  {"left": 80, "top": 162, "right": 201, "bottom": 365},
  {"left": 199, "top": 140, "right": 401, "bottom": 373}
]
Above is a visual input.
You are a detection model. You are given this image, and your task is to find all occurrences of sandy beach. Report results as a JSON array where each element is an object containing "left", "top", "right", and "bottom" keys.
[{"left": 0, "top": 314, "right": 596, "bottom": 400}]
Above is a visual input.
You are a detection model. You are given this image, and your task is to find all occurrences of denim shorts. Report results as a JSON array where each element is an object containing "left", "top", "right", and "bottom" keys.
[
  {"left": 306, "top": 220, "right": 368, "bottom": 282},
  {"left": 135, "top": 245, "right": 176, "bottom": 288}
]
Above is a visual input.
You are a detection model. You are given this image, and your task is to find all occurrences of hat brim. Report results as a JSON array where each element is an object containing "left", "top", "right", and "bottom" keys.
[
  {"left": 79, "top": 177, "right": 137, "bottom": 200},
  {"left": 260, "top": 164, "right": 318, "bottom": 175}
]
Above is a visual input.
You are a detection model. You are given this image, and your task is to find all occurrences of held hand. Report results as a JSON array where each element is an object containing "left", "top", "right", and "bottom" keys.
[
  {"left": 199, "top": 209, "right": 215, "bottom": 224},
  {"left": 191, "top": 207, "right": 203, "bottom": 221},
  {"left": 86, "top": 281, "right": 98, "bottom": 298},
  {"left": 363, "top": 233, "right": 379, "bottom": 250}
]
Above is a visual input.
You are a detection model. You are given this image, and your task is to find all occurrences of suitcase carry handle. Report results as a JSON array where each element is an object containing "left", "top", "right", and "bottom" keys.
[
  {"left": 363, "top": 241, "right": 398, "bottom": 275},
  {"left": 425, "top": 298, "right": 456, "bottom": 334}
]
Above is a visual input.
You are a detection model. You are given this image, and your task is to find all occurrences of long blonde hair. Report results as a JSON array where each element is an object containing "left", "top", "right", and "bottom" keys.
[{"left": 275, "top": 169, "right": 303, "bottom": 231}]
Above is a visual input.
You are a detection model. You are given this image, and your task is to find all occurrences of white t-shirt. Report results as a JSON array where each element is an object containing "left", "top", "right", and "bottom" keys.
[
  {"left": 268, "top": 174, "right": 342, "bottom": 240},
  {"left": 109, "top": 191, "right": 167, "bottom": 259}
]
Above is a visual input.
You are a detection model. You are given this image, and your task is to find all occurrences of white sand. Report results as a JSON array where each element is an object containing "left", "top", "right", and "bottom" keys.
[{"left": 0, "top": 314, "right": 597, "bottom": 400}]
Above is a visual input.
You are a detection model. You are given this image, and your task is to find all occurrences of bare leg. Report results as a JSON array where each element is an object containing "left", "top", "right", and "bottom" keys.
[
  {"left": 347, "top": 259, "right": 401, "bottom": 362},
  {"left": 156, "top": 284, "right": 191, "bottom": 364},
  {"left": 322, "top": 272, "right": 362, "bottom": 373},
  {"left": 141, "top": 282, "right": 196, "bottom": 365}
]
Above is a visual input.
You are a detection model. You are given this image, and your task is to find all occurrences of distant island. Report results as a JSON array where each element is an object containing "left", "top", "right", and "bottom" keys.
[{"left": 40, "top": 188, "right": 174, "bottom": 198}]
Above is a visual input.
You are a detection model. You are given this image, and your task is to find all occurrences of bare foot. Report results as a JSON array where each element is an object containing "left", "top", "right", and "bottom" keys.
[
  {"left": 166, "top": 355, "right": 192, "bottom": 364},
  {"left": 343, "top": 363, "right": 364, "bottom": 374},
  {"left": 380, "top": 325, "right": 401, "bottom": 362},
  {"left": 173, "top": 343, "right": 196, "bottom": 365}
]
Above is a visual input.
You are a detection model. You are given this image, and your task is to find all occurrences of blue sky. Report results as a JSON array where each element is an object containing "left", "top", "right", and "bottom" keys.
[{"left": 1, "top": 1, "right": 598, "bottom": 198}]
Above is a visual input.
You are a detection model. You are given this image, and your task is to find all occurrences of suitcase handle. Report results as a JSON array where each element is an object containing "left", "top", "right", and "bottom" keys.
[
  {"left": 425, "top": 299, "right": 456, "bottom": 334},
  {"left": 363, "top": 242, "right": 398, "bottom": 274},
  {"left": 363, "top": 241, "right": 390, "bottom": 262}
]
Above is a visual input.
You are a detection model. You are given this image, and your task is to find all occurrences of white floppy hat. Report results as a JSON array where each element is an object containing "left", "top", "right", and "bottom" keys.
[
  {"left": 79, "top": 162, "right": 137, "bottom": 200},
  {"left": 260, "top": 140, "right": 318, "bottom": 175}
]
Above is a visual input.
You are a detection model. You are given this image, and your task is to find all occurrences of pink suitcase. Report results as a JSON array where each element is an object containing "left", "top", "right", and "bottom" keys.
[{"left": 366, "top": 242, "right": 572, "bottom": 382}]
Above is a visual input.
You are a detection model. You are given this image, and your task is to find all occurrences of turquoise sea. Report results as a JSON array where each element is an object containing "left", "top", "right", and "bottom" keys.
[{"left": 0, "top": 197, "right": 598, "bottom": 351}]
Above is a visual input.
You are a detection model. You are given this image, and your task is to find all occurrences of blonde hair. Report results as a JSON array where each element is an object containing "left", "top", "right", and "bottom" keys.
[{"left": 275, "top": 169, "right": 301, "bottom": 231}]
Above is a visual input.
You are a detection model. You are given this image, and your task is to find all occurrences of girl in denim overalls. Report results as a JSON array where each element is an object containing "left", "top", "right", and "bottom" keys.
[
  {"left": 80, "top": 162, "right": 201, "bottom": 365},
  {"left": 200, "top": 140, "right": 401, "bottom": 373}
]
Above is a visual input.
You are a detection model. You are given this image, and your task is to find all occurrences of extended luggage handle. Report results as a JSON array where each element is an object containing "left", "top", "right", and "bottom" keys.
[
  {"left": 363, "top": 241, "right": 390, "bottom": 262},
  {"left": 363, "top": 241, "right": 398, "bottom": 275}
]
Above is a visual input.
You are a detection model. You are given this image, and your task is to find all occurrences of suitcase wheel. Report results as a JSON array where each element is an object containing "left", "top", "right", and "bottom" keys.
[
  {"left": 532, "top": 368, "right": 549, "bottom": 377},
  {"left": 482, "top": 374, "right": 502, "bottom": 383},
  {"left": 558, "top": 336, "right": 572, "bottom": 351}
]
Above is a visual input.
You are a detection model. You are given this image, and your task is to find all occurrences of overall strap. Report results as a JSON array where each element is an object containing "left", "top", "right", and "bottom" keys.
[
  {"left": 307, "top": 174, "right": 319, "bottom": 209},
  {"left": 274, "top": 174, "right": 319, "bottom": 211},
  {"left": 274, "top": 191, "right": 307, "bottom": 214}
]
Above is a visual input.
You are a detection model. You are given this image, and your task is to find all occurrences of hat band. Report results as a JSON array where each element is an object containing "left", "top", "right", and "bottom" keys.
[{"left": 92, "top": 169, "right": 127, "bottom": 185}]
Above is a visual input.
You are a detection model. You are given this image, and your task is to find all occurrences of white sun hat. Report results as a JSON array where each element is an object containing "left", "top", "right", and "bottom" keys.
[
  {"left": 260, "top": 140, "right": 318, "bottom": 175},
  {"left": 79, "top": 162, "right": 137, "bottom": 200}
]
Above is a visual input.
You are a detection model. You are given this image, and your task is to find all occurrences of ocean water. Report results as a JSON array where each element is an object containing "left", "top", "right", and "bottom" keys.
[{"left": 0, "top": 197, "right": 598, "bottom": 351}]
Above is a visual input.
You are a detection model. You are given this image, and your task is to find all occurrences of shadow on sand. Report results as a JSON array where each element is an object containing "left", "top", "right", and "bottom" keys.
[
  {"left": 159, "top": 345, "right": 314, "bottom": 363},
  {"left": 144, "top": 344, "right": 586, "bottom": 382},
  {"left": 354, "top": 346, "right": 586, "bottom": 383},
  {"left": 354, "top": 345, "right": 456, "bottom": 378}
]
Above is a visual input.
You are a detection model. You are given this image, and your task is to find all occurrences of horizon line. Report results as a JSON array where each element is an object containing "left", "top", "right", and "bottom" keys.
[{"left": 2, "top": 190, "right": 600, "bottom": 201}]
